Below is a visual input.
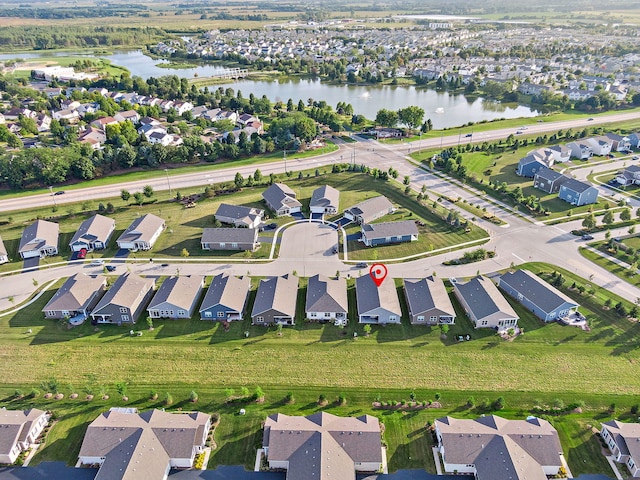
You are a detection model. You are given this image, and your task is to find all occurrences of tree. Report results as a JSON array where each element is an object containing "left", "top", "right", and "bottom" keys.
[
  {"left": 181, "top": 248, "right": 190, "bottom": 258},
  {"left": 133, "top": 192, "right": 144, "bottom": 206},
  {"left": 397, "top": 106, "right": 425, "bottom": 130},
  {"left": 403, "top": 175, "right": 411, "bottom": 186},
  {"left": 375, "top": 109, "right": 398, "bottom": 127},
  {"left": 190, "top": 390, "right": 198, "bottom": 403},
  {"left": 582, "top": 214, "right": 596, "bottom": 230},
  {"left": 254, "top": 169, "right": 263, "bottom": 183},
  {"left": 363, "top": 324, "right": 372, "bottom": 336},
  {"left": 234, "top": 171, "right": 244, "bottom": 189},
  {"left": 254, "top": 386, "right": 265, "bottom": 401},
  {"left": 142, "top": 185, "right": 154, "bottom": 198},
  {"left": 620, "top": 208, "right": 631, "bottom": 222},
  {"left": 120, "top": 189, "right": 131, "bottom": 202},
  {"left": 440, "top": 324, "right": 449, "bottom": 336},
  {"left": 602, "top": 210, "right": 614, "bottom": 225}
]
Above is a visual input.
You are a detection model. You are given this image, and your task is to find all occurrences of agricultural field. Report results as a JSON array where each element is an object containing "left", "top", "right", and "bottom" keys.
[{"left": 0, "top": 262, "right": 635, "bottom": 475}]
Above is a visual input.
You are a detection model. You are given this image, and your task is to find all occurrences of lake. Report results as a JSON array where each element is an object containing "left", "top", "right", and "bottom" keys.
[{"left": 0, "top": 49, "right": 539, "bottom": 129}]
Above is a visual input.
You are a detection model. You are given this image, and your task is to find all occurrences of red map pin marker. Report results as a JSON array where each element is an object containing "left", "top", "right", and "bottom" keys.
[{"left": 369, "top": 263, "right": 388, "bottom": 287}]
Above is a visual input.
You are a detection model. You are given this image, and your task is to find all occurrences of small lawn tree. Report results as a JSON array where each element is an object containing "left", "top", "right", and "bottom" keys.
[
  {"left": 121, "top": 189, "right": 131, "bottom": 202},
  {"left": 143, "top": 185, "right": 154, "bottom": 198}
]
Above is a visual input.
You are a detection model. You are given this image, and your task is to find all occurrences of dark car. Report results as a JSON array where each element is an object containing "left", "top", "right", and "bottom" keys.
[
  {"left": 77, "top": 248, "right": 87, "bottom": 259},
  {"left": 161, "top": 263, "right": 169, "bottom": 267},
  {"left": 464, "top": 133, "right": 472, "bottom": 138},
  {"left": 261, "top": 222, "right": 278, "bottom": 231},
  {"left": 105, "top": 265, "right": 117, "bottom": 272},
  {"left": 355, "top": 262, "right": 368, "bottom": 268},
  {"left": 582, "top": 234, "right": 594, "bottom": 240},
  {"left": 53, "top": 190, "right": 65, "bottom": 195}
]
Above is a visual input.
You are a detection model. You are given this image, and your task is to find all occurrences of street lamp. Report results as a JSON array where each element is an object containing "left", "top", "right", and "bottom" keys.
[
  {"left": 164, "top": 169, "right": 172, "bottom": 196},
  {"left": 49, "top": 186, "right": 56, "bottom": 207},
  {"left": 283, "top": 149, "right": 287, "bottom": 173}
]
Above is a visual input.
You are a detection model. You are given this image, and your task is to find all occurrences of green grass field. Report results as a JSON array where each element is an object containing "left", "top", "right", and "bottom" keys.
[{"left": 0, "top": 261, "right": 633, "bottom": 475}]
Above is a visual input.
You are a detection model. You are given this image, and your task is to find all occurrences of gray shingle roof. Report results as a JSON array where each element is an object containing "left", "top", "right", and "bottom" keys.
[
  {"left": 403, "top": 277, "right": 455, "bottom": 318},
  {"left": 215, "top": 203, "right": 263, "bottom": 224},
  {"left": 344, "top": 196, "right": 393, "bottom": 223},
  {"left": 310, "top": 185, "right": 340, "bottom": 210},
  {"left": 69, "top": 214, "right": 115, "bottom": 248},
  {"left": 117, "top": 214, "right": 165, "bottom": 245},
  {"left": 356, "top": 274, "right": 401, "bottom": 316},
  {"left": 201, "top": 228, "right": 258, "bottom": 245},
  {"left": 0, "top": 409, "right": 47, "bottom": 458},
  {"left": 264, "top": 412, "right": 382, "bottom": 480},
  {"left": 560, "top": 178, "right": 594, "bottom": 194},
  {"left": 602, "top": 420, "right": 640, "bottom": 463},
  {"left": 305, "top": 274, "right": 348, "bottom": 313},
  {"left": 148, "top": 276, "right": 203, "bottom": 311},
  {"left": 92, "top": 273, "right": 154, "bottom": 313},
  {"left": 199, "top": 273, "right": 250, "bottom": 314},
  {"left": 19, "top": 220, "right": 59, "bottom": 254},
  {"left": 499, "top": 270, "right": 578, "bottom": 314},
  {"left": 361, "top": 220, "right": 418, "bottom": 239},
  {"left": 534, "top": 169, "right": 568, "bottom": 183},
  {"left": 42, "top": 274, "right": 106, "bottom": 313},
  {"left": 453, "top": 276, "right": 517, "bottom": 322},
  {"left": 262, "top": 183, "right": 301, "bottom": 211},
  {"left": 251, "top": 274, "right": 298, "bottom": 317},
  {"left": 436, "top": 415, "right": 562, "bottom": 480}
]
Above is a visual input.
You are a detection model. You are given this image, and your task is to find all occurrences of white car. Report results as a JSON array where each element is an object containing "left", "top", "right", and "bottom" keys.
[{"left": 89, "top": 260, "right": 105, "bottom": 266}]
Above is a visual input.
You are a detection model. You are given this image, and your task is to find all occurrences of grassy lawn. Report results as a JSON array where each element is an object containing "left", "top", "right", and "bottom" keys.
[
  {"left": 0, "top": 262, "right": 637, "bottom": 474},
  {"left": 579, "top": 241, "right": 640, "bottom": 289}
]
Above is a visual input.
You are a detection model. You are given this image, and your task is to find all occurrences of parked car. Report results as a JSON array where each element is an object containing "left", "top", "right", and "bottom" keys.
[
  {"left": 105, "top": 265, "right": 117, "bottom": 272},
  {"left": 355, "top": 262, "right": 368, "bottom": 268},
  {"left": 633, "top": 155, "right": 639, "bottom": 160},
  {"left": 582, "top": 234, "right": 594, "bottom": 240},
  {"left": 89, "top": 259, "right": 104, "bottom": 266},
  {"left": 607, "top": 154, "right": 615, "bottom": 159},
  {"left": 77, "top": 248, "right": 87, "bottom": 259}
]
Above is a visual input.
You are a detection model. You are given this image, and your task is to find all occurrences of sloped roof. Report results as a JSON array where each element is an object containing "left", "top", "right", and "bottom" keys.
[
  {"left": 264, "top": 412, "right": 382, "bottom": 480},
  {"left": 355, "top": 274, "right": 401, "bottom": 316},
  {"left": 453, "top": 276, "right": 518, "bottom": 322},
  {"left": 117, "top": 214, "right": 165, "bottom": 245},
  {"left": 0, "top": 235, "right": 7, "bottom": 257},
  {"left": 534, "top": 169, "right": 568, "bottom": 183},
  {"left": 560, "top": 178, "right": 594, "bottom": 194},
  {"left": 602, "top": 420, "right": 640, "bottom": 461},
  {"left": 262, "top": 183, "right": 301, "bottom": 211},
  {"left": 201, "top": 228, "right": 258, "bottom": 245},
  {"left": 92, "top": 273, "right": 154, "bottom": 313},
  {"left": 251, "top": 274, "right": 298, "bottom": 317},
  {"left": 19, "top": 220, "right": 59, "bottom": 253},
  {"left": 403, "top": 276, "right": 455, "bottom": 317},
  {"left": 361, "top": 220, "right": 418, "bottom": 239},
  {"left": 310, "top": 185, "right": 340, "bottom": 210},
  {"left": 499, "top": 269, "right": 578, "bottom": 314},
  {"left": 435, "top": 415, "right": 562, "bottom": 480},
  {"left": 305, "top": 274, "right": 348, "bottom": 313},
  {"left": 215, "top": 203, "right": 264, "bottom": 222},
  {"left": 42, "top": 274, "right": 106, "bottom": 313},
  {"left": 69, "top": 214, "right": 115, "bottom": 247},
  {"left": 79, "top": 409, "right": 210, "bottom": 480},
  {"left": 200, "top": 274, "right": 250, "bottom": 314},
  {"left": 0, "top": 408, "right": 47, "bottom": 457},
  {"left": 148, "top": 276, "right": 203, "bottom": 311},
  {"left": 344, "top": 196, "right": 393, "bottom": 223}
]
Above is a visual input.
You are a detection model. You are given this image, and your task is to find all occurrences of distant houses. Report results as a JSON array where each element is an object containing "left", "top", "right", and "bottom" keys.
[
  {"left": 251, "top": 274, "right": 299, "bottom": 326},
  {"left": 0, "top": 235, "right": 8, "bottom": 264},
  {"left": 262, "top": 183, "right": 302, "bottom": 217},
  {"left": 116, "top": 214, "right": 165, "bottom": 251},
  {"left": 516, "top": 149, "right": 553, "bottom": 177},
  {"left": 0, "top": 408, "right": 50, "bottom": 464},
  {"left": 533, "top": 169, "right": 570, "bottom": 194},
  {"left": 19, "top": 219, "right": 59, "bottom": 259},
  {"left": 356, "top": 274, "right": 401, "bottom": 324},
  {"left": 309, "top": 184, "right": 340, "bottom": 215},
  {"left": 201, "top": 227, "right": 259, "bottom": 251},
  {"left": 615, "top": 165, "right": 640, "bottom": 186},
  {"left": 601, "top": 420, "right": 640, "bottom": 478},
  {"left": 452, "top": 276, "right": 519, "bottom": 331}
]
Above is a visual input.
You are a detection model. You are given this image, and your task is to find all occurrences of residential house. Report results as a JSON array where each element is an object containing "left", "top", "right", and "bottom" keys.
[
  {"left": 149, "top": 131, "right": 181, "bottom": 146},
  {"left": 19, "top": 220, "right": 59, "bottom": 259},
  {"left": 361, "top": 220, "right": 418, "bottom": 247},
  {"left": 451, "top": 276, "right": 519, "bottom": 331},
  {"left": 616, "top": 165, "right": 640, "bottom": 186},
  {"left": 35, "top": 114, "right": 51, "bottom": 132},
  {"left": 78, "top": 126, "right": 107, "bottom": 149},
  {"left": 201, "top": 227, "right": 259, "bottom": 251},
  {"left": 0, "top": 235, "right": 8, "bottom": 264},
  {"left": 585, "top": 136, "right": 613, "bottom": 156},
  {"left": 251, "top": 274, "right": 299, "bottom": 326},
  {"left": 199, "top": 273, "right": 250, "bottom": 321},
  {"left": 309, "top": 184, "right": 340, "bottom": 215},
  {"left": 262, "top": 183, "right": 302, "bottom": 216},
  {"left": 138, "top": 123, "right": 167, "bottom": 140},
  {"left": 172, "top": 101, "right": 193, "bottom": 116},
  {"left": 558, "top": 178, "right": 599, "bottom": 206},
  {"left": 435, "top": 415, "right": 563, "bottom": 479},
  {"left": 77, "top": 408, "right": 211, "bottom": 479},
  {"left": 305, "top": 274, "right": 348, "bottom": 326},
  {"left": 605, "top": 132, "right": 632, "bottom": 152},
  {"left": 114, "top": 110, "right": 140, "bottom": 124},
  {"left": 214, "top": 203, "right": 264, "bottom": 228},
  {"left": 116, "top": 214, "right": 165, "bottom": 251},
  {"left": 403, "top": 276, "right": 455, "bottom": 325},
  {"left": 0, "top": 408, "right": 49, "bottom": 464},
  {"left": 547, "top": 144, "right": 572, "bottom": 163},
  {"left": 566, "top": 140, "right": 593, "bottom": 160},
  {"left": 69, "top": 214, "right": 115, "bottom": 252},
  {"left": 356, "top": 274, "right": 401, "bottom": 324},
  {"left": 42, "top": 274, "right": 107, "bottom": 320},
  {"left": 629, "top": 132, "right": 640, "bottom": 148},
  {"left": 52, "top": 109, "right": 79, "bottom": 124},
  {"left": 498, "top": 269, "right": 580, "bottom": 322},
  {"left": 147, "top": 276, "right": 203, "bottom": 319},
  {"left": 90, "top": 273, "right": 155, "bottom": 325},
  {"left": 90, "top": 116, "right": 119, "bottom": 131},
  {"left": 601, "top": 420, "right": 640, "bottom": 478},
  {"left": 343, "top": 196, "right": 394, "bottom": 224},
  {"left": 238, "top": 113, "right": 259, "bottom": 125},
  {"left": 516, "top": 149, "right": 553, "bottom": 177},
  {"left": 533, "top": 169, "right": 570, "bottom": 194},
  {"left": 262, "top": 412, "right": 385, "bottom": 480}
]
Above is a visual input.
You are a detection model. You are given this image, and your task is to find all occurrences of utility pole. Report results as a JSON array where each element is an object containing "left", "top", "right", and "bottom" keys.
[
  {"left": 49, "top": 186, "right": 56, "bottom": 207},
  {"left": 283, "top": 149, "right": 287, "bottom": 173},
  {"left": 164, "top": 168, "right": 172, "bottom": 196}
]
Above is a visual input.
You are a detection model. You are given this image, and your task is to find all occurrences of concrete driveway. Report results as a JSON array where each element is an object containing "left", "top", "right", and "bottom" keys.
[{"left": 279, "top": 222, "right": 338, "bottom": 259}]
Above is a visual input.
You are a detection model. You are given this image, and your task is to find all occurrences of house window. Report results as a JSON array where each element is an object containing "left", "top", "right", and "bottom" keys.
[
  {"left": 46, "top": 311, "right": 55, "bottom": 316},
  {"left": 417, "top": 316, "right": 425, "bottom": 322},
  {"left": 310, "top": 312, "right": 317, "bottom": 317},
  {"left": 388, "top": 316, "right": 397, "bottom": 322},
  {"left": 219, "top": 243, "right": 226, "bottom": 248},
  {"left": 324, "top": 312, "right": 331, "bottom": 318},
  {"left": 256, "top": 316, "right": 264, "bottom": 322},
  {"left": 119, "top": 307, "right": 127, "bottom": 313},
  {"left": 481, "top": 320, "right": 488, "bottom": 325},
  {"left": 204, "top": 311, "right": 212, "bottom": 318},
  {"left": 231, "top": 243, "right": 238, "bottom": 248},
  {"left": 517, "top": 293, "right": 524, "bottom": 301},
  {"left": 217, "top": 311, "right": 225, "bottom": 318},
  {"left": 121, "top": 315, "right": 130, "bottom": 322},
  {"left": 429, "top": 316, "right": 437, "bottom": 322},
  {"left": 178, "top": 310, "right": 186, "bottom": 316}
]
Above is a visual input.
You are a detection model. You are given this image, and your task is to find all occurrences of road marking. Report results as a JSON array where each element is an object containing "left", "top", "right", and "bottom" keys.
[{"left": 512, "top": 253, "right": 525, "bottom": 263}]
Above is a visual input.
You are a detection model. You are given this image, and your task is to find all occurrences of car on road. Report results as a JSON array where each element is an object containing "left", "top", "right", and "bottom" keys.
[
  {"left": 582, "top": 234, "right": 594, "bottom": 240},
  {"left": 519, "top": 126, "right": 528, "bottom": 130},
  {"left": 633, "top": 155, "right": 639, "bottom": 160},
  {"left": 587, "top": 117, "right": 594, "bottom": 121},
  {"left": 161, "top": 263, "right": 169, "bottom": 267},
  {"left": 355, "top": 262, "right": 368, "bottom": 268},
  {"left": 515, "top": 130, "right": 523, "bottom": 135},
  {"left": 77, "top": 248, "right": 87, "bottom": 259},
  {"left": 105, "top": 265, "right": 117, "bottom": 272},
  {"left": 89, "top": 259, "right": 104, "bottom": 266},
  {"left": 464, "top": 133, "right": 472, "bottom": 137},
  {"left": 53, "top": 190, "right": 65, "bottom": 195}
]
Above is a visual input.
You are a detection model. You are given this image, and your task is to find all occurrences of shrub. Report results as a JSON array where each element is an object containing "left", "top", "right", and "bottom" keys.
[
  {"left": 149, "top": 389, "right": 158, "bottom": 400},
  {"left": 631, "top": 405, "right": 639, "bottom": 415},
  {"left": 318, "top": 394, "right": 327, "bottom": 404},
  {"left": 163, "top": 392, "right": 173, "bottom": 406},
  {"left": 285, "top": 392, "right": 294, "bottom": 404},
  {"left": 338, "top": 394, "right": 347, "bottom": 406},
  {"left": 190, "top": 391, "right": 198, "bottom": 403},
  {"left": 466, "top": 396, "right": 475, "bottom": 408},
  {"left": 29, "top": 388, "right": 40, "bottom": 399},
  {"left": 493, "top": 396, "right": 505, "bottom": 410}
]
